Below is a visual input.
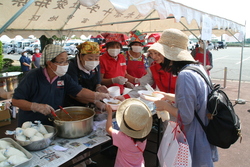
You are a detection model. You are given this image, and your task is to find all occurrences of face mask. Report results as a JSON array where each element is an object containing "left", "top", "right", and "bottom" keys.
[
  {"left": 23, "top": 53, "right": 28, "bottom": 56},
  {"left": 35, "top": 50, "right": 39, "bottom": 53},
  {"left": 108, "top": 49, "right": 120, "bottom": 57},
  {"left": 131, "top": 46, "right": 143, "bottom": 53},
  {"left": 53, "top": 64, "right": 69, "bottom": 77},
  {"left": 84, "top": 61, "right": 99, "bottom": 71}
]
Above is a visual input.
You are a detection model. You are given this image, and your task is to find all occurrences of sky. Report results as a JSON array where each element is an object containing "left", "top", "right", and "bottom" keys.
[{"left": 173, "top": 0, "right": 249, "bottom": 38}]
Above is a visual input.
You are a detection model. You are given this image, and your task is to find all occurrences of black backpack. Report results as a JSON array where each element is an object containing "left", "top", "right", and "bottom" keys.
[{"left": 185, "top": 66, "right": 241, "bottom": 149}]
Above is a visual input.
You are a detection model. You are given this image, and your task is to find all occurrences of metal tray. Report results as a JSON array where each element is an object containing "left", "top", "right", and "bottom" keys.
[{"left": 1, "top": 137, "right": 33, "bottom": 167}]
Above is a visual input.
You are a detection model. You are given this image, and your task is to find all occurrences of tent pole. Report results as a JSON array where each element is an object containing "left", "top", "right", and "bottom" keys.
[
  {"left": 235, "top": 21, "right": 246, "bottom": 105},
  {"left": 129, "top": 10, "right": 156, "bottom": 32},
  {"left": 203, "top": 40, "right": 207, "bottom": 69},
  {"left": 179, "top": 21, "right": 199, "bottom": 39},
  {"left": 0, "top": 0, "right": 35, "bottom": 34},
  {"left": 227, "top": 30, "right": 241, "bottom": 43}
]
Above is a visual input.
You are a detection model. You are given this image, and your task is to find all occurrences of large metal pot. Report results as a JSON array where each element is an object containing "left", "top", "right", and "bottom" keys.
[
  {"left": 54, "top": 106, "right": 95, "bottom": 138},
  {"left": 0, "top": 72, "right": 22, "bottom": 99}
]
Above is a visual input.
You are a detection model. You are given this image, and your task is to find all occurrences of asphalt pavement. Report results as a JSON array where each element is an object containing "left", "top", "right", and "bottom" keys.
[
  {"left": 212, "top": 79, "right": 250, "bottom": 167},
  {"left": 210, "top": 47, "right": 250, "bottom": 82}
]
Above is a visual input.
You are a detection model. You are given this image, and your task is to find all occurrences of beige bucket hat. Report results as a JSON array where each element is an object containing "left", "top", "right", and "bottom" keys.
[
  {"left": 116, "top": 98, "right": 152, "bottom": 138},
  {"left": 148, "top": 29, "right": 195, "bottom": 62}
]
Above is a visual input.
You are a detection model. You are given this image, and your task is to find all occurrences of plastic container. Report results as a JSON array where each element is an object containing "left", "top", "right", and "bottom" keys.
[
  {"left": 123, "top": 88, "right": 132, "bottom": 95},
  {"left": 138, "top": 90, "right": 164, "bottom": 102},
  {"left": 1, "top": 138, "right": 33, "bottom": 167},
  {"left": 139, "top": 97, "right": 156, "bottom": 114},
  {"left": 103, "top": 98, "right": 121, "bottom": 111},
  {"left": 108, "top": 86, "right": 120, "bottom": 97}
]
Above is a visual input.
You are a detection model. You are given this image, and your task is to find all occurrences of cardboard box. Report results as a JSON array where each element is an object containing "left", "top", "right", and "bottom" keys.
[{"left": 0, "top": 109, "right": 11, "bottom": 127}]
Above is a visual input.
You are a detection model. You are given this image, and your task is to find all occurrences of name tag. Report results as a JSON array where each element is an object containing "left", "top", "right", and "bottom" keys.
[
  {"left": 120, "top": 62, "right": 126, "bottom": 66},
  {"left": 57, "top": 80, "right": 64, "bottom": 86}
]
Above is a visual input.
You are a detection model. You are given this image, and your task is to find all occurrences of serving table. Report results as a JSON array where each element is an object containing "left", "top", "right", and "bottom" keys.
[{"left": 28, "top": 132, "right": 111, "bottom": 167}]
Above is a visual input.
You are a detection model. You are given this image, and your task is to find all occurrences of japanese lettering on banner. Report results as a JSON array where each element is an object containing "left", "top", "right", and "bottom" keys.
[{"left": 201, "top": 15, "right": 212, "bottom": 41}]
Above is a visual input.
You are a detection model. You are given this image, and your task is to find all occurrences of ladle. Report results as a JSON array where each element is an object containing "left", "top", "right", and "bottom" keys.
[
  {"left": 59, "top": 106, "right": 73, "bottom": 119},
  {"left": 51, "top": 110, "right": 61, "bottom": 120}
]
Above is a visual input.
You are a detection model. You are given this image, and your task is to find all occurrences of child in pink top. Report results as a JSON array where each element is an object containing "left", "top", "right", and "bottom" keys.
[{"left": 106, "top": 98, "right": 153, "bottom": 167}]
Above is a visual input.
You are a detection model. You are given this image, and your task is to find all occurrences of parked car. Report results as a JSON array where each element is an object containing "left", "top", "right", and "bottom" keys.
[
  {"left": 15, "top": 40, "right": 32, "bottom": 54},
  {"left": 24, "top": 42, "right": 41, "bottom": 55},
  {"left": 3, "top": 43, "right": 16, "bottom": 54},
  {"left": 63, "top": 40, "right": 84, "bottom": 55},
  {"left": 187, "top": 40, "right": 195, "bottom": 50},
  {"left": 217, "top": 41, "right": 227, "bottom": 49},
  {"left": 207, "top": 42, "right": 214, "bottom": 50}
]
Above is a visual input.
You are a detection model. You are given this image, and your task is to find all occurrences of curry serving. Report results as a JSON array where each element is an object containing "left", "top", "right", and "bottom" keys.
[
  {"left": 107, "top": 101, "right": 121, "bottom": 105},
  {"left": 55, "top": 112, "right": 91, "bottom": 121}
]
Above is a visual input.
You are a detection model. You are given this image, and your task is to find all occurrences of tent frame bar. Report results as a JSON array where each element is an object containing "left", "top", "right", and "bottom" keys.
[
  {"left": 0, "top": 0, "right": 35, "bottom": 34},
  {"left": 179, "top": 21, "right": 199, "bottom": 39},
  {"left": 3, "top": 27, "right": 239, "bottom": 37}
]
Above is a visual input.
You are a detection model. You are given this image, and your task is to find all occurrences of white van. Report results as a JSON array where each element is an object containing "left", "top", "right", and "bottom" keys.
[
  {"left": 15, "top": 40, "right": 32, "bottom": 54},
  {"left": 24, "top": 42, "right": 41, "bottom": 54}
]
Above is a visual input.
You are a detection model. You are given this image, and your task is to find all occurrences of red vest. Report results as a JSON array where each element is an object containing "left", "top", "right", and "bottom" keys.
[{"left": 150, "top": 63, "right": 177, "bottom": 93}]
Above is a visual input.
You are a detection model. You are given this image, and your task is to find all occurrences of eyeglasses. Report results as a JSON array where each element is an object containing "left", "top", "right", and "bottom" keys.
[{"left": 52, "top": 60, "right": 70, "bottom": 65}]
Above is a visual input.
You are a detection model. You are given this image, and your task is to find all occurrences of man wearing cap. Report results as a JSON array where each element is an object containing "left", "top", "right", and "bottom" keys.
[
  {"left": 12, "top": 44, "right": 110, "bottom": 127},
  {"left": 65, "top": 41, "right": 108, "bottom": 110},
  {"left": 100, "top": 34, "right": 137, "bottom": 94},
  {"left": 124, "top": 30, "right": 148, "bottom": 85}
]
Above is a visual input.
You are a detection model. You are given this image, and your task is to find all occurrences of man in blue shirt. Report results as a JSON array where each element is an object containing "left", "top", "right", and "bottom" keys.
[{"left": 19, "top": 50, "right": 31, "bottom": 75}]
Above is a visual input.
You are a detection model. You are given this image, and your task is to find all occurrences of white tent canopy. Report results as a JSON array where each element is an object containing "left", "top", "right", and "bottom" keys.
[{"left": 0, "top": 0, "right": 245, "bottom": 38}]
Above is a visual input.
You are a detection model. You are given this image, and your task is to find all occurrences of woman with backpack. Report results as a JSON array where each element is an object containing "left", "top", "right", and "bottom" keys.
[{"left": 151, "top": 29, "right": 218, "bottom": 167}]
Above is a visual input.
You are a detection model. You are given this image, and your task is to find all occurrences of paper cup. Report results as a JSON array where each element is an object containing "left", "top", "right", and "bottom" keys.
[{"left": 123, "top": 88, "right": 132, "bottom": 95}]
